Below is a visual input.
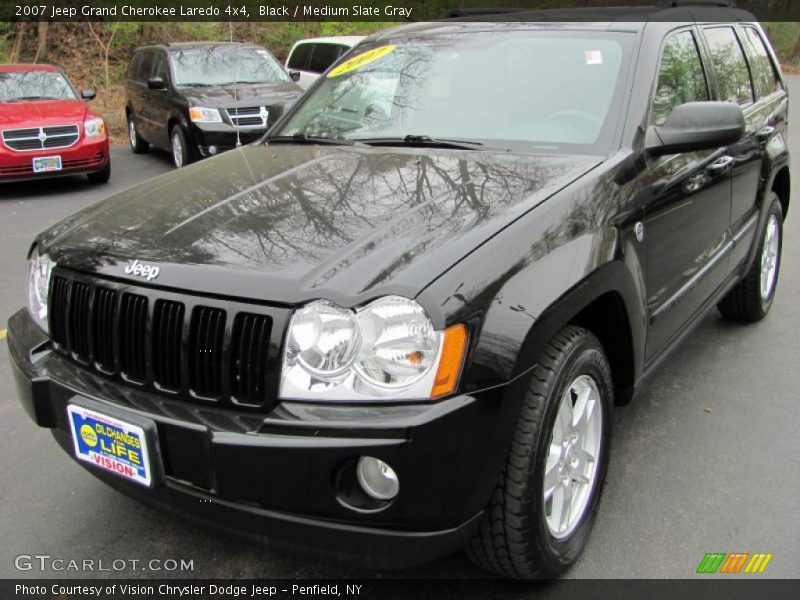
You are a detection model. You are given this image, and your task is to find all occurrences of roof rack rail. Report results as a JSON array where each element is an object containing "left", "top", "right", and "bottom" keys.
[
  {"left": 656, "top": 0, "right": 738, "bottom": 8},
  {"left": 438, "top": 7, "right": 528, "bottom": 19}
]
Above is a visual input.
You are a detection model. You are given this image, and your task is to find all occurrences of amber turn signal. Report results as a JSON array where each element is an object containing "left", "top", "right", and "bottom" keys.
[{"left": 430, "top": 324, "right": 468, "bottom": 399}]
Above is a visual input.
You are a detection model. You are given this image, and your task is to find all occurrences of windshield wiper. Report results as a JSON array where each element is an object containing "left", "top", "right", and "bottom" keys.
[
  {"left": 356, "top": 135, "right": 484, "bottom": 150},
  {"left": 177, "top": 82, "right": 214, "bottom": 87},
  {"left": 268, "top": 133, "right": 366, "bottom": 147},
  {"left": 4, "top": 96, "right": 56, "bottom": 102}
]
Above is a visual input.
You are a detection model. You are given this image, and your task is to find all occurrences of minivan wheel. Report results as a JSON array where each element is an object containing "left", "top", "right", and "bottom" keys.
[
  {"left": 170, "top": 125, "right": 194, "bottom": 168},
  {"left": 465, "top": 325, "right": 613, "bottom": 578},
  {"left": 718, "top": 193, "right": 783, "bottom": 322},
  {"left": 127, "top": 114, "right": 149, "bottom": 154}
]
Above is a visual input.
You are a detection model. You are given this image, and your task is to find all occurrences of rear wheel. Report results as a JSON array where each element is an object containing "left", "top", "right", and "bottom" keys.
[
  {"left": 127, "top": 113, "right": 149, "bottom": 154},
  {"left": 718, "top": 194, "right": 783, "bottom": 322},
  {"left": 465, "top": 325, "right": 613, "bottom": 578},
  {"left": 86, "top": 162, "right": 110, "bottom": 184}
]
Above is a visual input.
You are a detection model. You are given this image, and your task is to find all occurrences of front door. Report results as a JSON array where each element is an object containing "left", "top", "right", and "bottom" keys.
[{"left": 643, "top": 29, "right": 734, "bottom": 363}]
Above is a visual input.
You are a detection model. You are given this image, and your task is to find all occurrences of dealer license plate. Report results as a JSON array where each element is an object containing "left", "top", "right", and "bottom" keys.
[
  {"left": 67, "top": 405, "right": 152, "bottom": 486},
  {"left": 32, "top": 155, "right": 62, "bottom": 173}
]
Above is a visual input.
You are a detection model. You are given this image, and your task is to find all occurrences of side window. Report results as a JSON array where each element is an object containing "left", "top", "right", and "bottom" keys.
[
  {"left": 287, "top": 43, "right": 312, "bottom": 70},
  {"left": 703, "top": 26, "right": 754, "bottom": 106},
  {"left": 308, "top": 44, "right": 340, "bottom": 74},
  {"left": 135, "top": 52, "right": 153, "bottom": 82},
  {"left": 651, "top": 31, "right": 709, "bottom": 126},
  {"left": 127, "top": 53, "right": 142, "bottom": 80},
  {"left": 742, "top": 27, "right": 781, "bottom": 98},
  {"left": 151, "top": 53, "right": 168, "bottom": 82}
]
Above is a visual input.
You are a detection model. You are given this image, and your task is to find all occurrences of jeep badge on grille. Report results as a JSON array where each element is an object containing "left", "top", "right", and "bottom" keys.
[{"left": 124, "top": 259, "right": 160, "bottom": 281}]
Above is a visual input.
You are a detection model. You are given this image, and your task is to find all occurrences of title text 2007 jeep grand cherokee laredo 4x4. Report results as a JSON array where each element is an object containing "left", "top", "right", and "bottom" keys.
[{"left": 8, "top": 5, "right": 790, "bottom": 578}]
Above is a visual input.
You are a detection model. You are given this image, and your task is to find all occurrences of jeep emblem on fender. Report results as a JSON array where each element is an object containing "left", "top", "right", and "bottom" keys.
[{"left": 124, "top": 259, "right": 160, "bottom": 281}]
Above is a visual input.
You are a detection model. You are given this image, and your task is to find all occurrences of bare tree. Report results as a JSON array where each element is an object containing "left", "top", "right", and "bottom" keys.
[
  {"left": 87, "top": 22, "right": 119, "bottom": 87},
  {"left": 10, "top": 22, "right": 27, "bottom": 63},
  {"left": 33, "top": 21, "right": 48, "bottom": 63}
]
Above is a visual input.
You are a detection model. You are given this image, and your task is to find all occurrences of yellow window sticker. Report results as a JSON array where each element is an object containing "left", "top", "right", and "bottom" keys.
[{"left": 328, "top": 45, "right": 396, "bottom": 78}]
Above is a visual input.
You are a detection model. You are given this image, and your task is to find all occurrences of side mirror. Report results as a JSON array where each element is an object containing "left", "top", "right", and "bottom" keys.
[
  {"left": 646, "top": 101, "right": 744, "bottom": 157},
  {"left": 81, "top": 89, "right": 96, "bottom": 100},
  {"left": 288, "top": 70, "right": 301, "bottom": 82},
  {"left": 147, "top": 77, "right": 166, "bottom": 91}
]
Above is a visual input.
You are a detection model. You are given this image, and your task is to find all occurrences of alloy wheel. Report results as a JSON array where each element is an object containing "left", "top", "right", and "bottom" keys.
[
  {"left": 543, "top": 374, "right": 603, "bottom": 539},
  {"left": 760, "top": 214, "right": 780, "bottom": 301}
]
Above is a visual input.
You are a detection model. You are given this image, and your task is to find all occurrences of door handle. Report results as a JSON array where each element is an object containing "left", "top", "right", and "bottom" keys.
[
  {"left": 757, "top": 125, "right": 775, "bottom": 141},
  {"left": 707, "top": 155, "right": 734, "bottom": 174}
]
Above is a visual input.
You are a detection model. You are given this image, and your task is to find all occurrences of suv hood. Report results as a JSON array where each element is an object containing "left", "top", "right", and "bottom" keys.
[
  {"left": 41, "top": 144, "right": 600, "bottom": 307},
  {"left": 0, "top": 99, "right": 88, "bottom": 129},
  {"left": 179, "top": 82, "right": 303, "bottom": 107}
]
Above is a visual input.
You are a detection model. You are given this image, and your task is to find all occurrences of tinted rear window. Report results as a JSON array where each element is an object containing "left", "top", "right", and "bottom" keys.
[{"left": 742, "top": 27, "right": 781, "bottom": 98}]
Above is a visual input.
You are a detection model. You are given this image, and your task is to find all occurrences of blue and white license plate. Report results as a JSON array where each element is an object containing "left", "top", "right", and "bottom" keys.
[
  {"left": 67, "top": 405, "right": 152, "bottom": 486},
  {"left": 32, "top": 155, "right": 62, "bottom": 173}
]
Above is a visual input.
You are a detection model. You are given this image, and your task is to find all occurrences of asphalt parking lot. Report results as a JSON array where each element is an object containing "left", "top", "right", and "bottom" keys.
[{"left": 1, "top": 81, "right": 799, "bottom": 582}]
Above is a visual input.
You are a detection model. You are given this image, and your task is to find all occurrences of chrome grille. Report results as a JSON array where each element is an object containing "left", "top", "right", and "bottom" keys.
[
  {"left": 2, "top": 124, "right": 80, "bottom": 151},
  {"left": 226, "top": 106, "right": 267, "bottom": 128}
]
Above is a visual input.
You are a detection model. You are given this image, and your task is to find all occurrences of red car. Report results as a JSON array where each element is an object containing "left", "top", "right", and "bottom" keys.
[{"left": 0, "top": 64, "right": 110, "bottom": 183}]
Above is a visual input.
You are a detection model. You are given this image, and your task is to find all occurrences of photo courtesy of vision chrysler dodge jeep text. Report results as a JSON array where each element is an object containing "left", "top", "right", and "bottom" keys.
[{"left": 8, "top": 4, "right": 789, "bottom": 578}]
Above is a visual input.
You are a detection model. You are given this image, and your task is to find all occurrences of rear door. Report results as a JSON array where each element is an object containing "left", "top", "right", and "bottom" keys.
[
  {"left": 726, "top": 25, "right": 788, "bottom": 269},
  {"left": 643, "top": 28, "right": 735, "bottom": 361}
]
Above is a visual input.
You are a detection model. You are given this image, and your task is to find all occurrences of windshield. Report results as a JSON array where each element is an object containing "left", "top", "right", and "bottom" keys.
[
  {"left": 171, "top": 46, "right": 291, "bottom": 86},
  {"left": 0, "top": 70, "right": 76, "bottom": 102},
  {"left": 275, "top": 30, "right": 630, "bottom": 153}
]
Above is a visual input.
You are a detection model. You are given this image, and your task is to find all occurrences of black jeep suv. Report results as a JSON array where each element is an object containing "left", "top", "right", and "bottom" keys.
[
  {"left": 9, "top": 6, "right": 790, "bottom": 578},
  {"left": 124, "top": 42, "right": 303, "bottom": 167}
]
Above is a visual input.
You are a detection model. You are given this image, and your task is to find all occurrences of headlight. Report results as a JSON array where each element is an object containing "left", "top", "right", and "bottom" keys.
[
  {"left": 189, "top": 107, "right": 223, "bottom": 123},
  {"left": 280, "top": 296, "right": 467, "bottom": 401},
  {"left": 27, "top": 247, "right": 55, "bottom": 333},
  {"left": 84, "top": 117, "right": 106, "bottom": 138},
  {"left": 285, "top": 301, "right": 359, "bottom": 377},
  {"left": 355, "top": 296, "right": 439, "bottom": 388}
]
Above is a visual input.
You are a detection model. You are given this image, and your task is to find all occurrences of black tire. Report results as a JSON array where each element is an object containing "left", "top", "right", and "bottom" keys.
[
  {"left": 718, "top": 194, "right": 783, "bottom": 322},
  {"left": 170, "top": 124, "right": 195, "bottom": 168},
  {"left": 86, "top": 162, "right": 110, "bottom": 184},
  {"left": 127, "top": 113, "right": 149, "bottom": 154},
  {"left": 465, "top": 325, "right": 614, "bottom": 578}
]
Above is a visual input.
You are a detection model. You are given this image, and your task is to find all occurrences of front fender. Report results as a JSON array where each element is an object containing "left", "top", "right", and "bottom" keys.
[{"left": 418, "top": 189, "right": 647, "bottom": 396}]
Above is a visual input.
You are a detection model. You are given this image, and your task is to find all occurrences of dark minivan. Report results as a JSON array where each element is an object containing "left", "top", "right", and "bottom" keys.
[
  {"left": 124, "top": 42, "right": 303, "bottom": 167},
  {"left": 9, "top": 5, "right": 790, "bottom": 578}
]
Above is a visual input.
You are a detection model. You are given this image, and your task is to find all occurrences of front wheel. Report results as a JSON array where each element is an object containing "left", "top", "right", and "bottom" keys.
[
  {"left": 170, "top": 125, "right": 195, "bottom": 168},
  {"left": 127, "top": 113, "right": 149, "bottom": 154},
  {"left": 465, "top": 325, "right": 613, "bottom": 578},
  {"left": 718, "top": 193, "right": 783, "bottom": 322}
]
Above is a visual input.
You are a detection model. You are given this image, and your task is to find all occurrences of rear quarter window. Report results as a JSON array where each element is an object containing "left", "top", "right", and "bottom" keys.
[
  {"left": 741, "top": 27, "right": 782, "bottom": 98},
  {"left": 703, "top": 26, "right": 754, "bottom": 106}
]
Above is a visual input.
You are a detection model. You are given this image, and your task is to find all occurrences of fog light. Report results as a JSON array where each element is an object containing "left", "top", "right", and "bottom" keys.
[
  {"left": 356, "top": 456, "right": 399, "bottom": 500},
  {"left": 208, "top": 145, "right": 218, "bottom": 155}
]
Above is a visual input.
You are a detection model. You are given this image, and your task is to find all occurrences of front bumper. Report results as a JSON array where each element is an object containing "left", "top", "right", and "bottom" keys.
[
  {"left": 7, "top": 309, "right": 520, "bottom": 569},
  {"left": 0, "top": 136, "right": 109, "bottom": 182},
  {"left": 187, "top": 123, "right": 266, "bottom": 157}
]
